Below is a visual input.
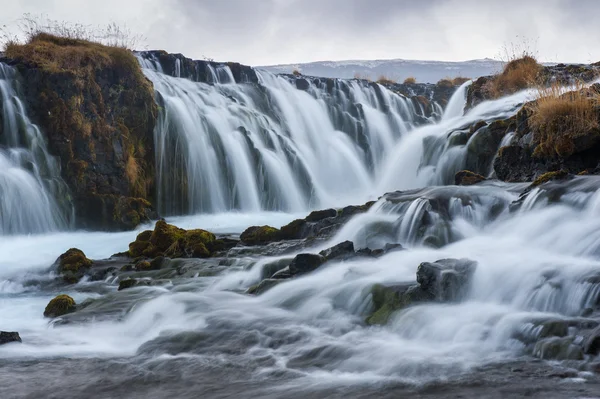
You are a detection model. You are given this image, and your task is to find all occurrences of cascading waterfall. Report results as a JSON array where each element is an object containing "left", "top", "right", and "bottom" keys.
[
  {"left": 139, "top": 56, "right": 435, "bottom": 215},
  {"left": 0, "top": 63, "right": 71, "bottom": 235}
]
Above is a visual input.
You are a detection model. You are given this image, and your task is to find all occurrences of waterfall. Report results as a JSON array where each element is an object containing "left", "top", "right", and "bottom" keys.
[
  {"left": 139, "top": 56, "right": 434, "bottom": 216},
  {"left": 0, "top": 63, "right": 70, "bottom": 235}
]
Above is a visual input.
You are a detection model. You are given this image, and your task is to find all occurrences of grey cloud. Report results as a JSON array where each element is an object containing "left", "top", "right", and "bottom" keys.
[{"left": 2, "top": 0, "right": 599, "bottom": 65}]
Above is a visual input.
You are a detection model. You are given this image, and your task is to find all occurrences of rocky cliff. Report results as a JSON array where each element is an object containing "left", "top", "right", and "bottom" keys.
[{"left": 2, "top": 33, "right": 158, "bottom": 230}]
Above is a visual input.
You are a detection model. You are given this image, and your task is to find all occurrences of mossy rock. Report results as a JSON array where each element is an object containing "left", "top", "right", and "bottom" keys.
[
  {"left": 280, "top": 219, "right": 306, "bottom": 240},
  {"left": 56, "top": 248, "right": 93, "bottom": 283},
  {"left": 128, "top": 220, "right": 216, "bottom": 258},
  {"left": 240, "top": 225, "right": 282, "bottom": 245},
  {"left": 455, "top": 170, "right": 486, "bottom": 186},
  {"left": 531, "top": 170, "right": 570, "bottom": 187},
  {"left": 44, "top": 294, "right": 76, "bottom": 318}
]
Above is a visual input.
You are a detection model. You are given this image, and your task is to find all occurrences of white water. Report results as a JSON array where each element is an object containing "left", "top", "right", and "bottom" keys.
[
  {"left": 0, "top": 64, "right": 71, "bottom": 235},
  {"left": 139, "top": 55, "right": 434, "bottom": 215},
  {"left": 1, "top": 59, "right": 600, "bottom": 390}
]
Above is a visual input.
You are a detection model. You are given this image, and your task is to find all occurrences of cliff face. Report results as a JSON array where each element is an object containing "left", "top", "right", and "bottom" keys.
[{"left": 3, "top": 34, "right": 158, "bottom": 230}]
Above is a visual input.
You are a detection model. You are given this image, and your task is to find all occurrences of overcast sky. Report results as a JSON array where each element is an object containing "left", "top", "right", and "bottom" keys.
[{"left": 2, "top": 0, "right": 598, "bottom": 66}]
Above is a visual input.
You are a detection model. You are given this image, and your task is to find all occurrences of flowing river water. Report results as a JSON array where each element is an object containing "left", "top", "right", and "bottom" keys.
[{"left": 0, "top": 61, "right": 599, "bottom": 398}]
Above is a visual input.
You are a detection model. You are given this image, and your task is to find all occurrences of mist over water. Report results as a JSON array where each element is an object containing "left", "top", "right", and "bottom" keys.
[{"left": 1, "top": 59, "right": 600, "bottom": 397}]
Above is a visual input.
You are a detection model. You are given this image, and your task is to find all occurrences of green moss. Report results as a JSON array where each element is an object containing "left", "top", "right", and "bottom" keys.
[
  {"left": 531, "top": 170, "right": 569, "bottom": 187},
  {"left": 127, "top": 220, "right": 216, "bottom": 258},
  {"left": 56, "top": 248, "right": 92, "bottom": 283},
  {"left": 240, "top": 225, "right": 282, "bottom": 245},
  {"left": 43, "top": 294, "right": 76, "bottom": 318},
  {"left": 280, "top": 219, "right": 306, "bottom": 240},
  {"left": 366, "top": 284, "right": 404, "bottom": 325}
]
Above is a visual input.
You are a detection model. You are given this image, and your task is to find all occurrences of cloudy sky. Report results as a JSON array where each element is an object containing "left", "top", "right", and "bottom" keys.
[{"left": 2, "top": 0, "right": 598, "bottom": 66}]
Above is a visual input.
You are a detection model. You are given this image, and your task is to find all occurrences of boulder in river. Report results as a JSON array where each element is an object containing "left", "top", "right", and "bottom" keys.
[
  {"left": 455, "top": 170, "right": 486, "bottom": 186},
  {"left": 0, "top": 331, "right": 21, "bottom": 345},
  {"left": 55, "top": 248, "right": 93, "bottom": 284},
  {"left": 240, "top": 225, "right": 282, "bottom": 246},
  {"left": 289, "top": 253, "right": 326, "bottom": 276},
  {"left": 366, "top": 258, "right": 477, "bottom": 325},
  {"left": 319, "top": 240, "right": 355, "bottom": 261},
  {"left": 128, "top": 220, "right": 233, "bottom": 259},
  {"left": 44, "top": 294, "right": 77, "bottom": 318}
]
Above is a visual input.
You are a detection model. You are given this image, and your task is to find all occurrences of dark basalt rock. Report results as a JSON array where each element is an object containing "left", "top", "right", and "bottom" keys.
[
  {"left": 319, "top": 240, "right": 355, "bottom": 261},
  {"left": 305, "top": 209, "right": 337, "bottom": 222},
  {"left": 289, "top": 253, "right": 326, "bottom": 276},
  {"left": 416, "top": 258, "right": 477, "bottom": 302},
  {"left": 0, "top": 331, "right": 21, "bottom": 345},
  {"left": 584, "top": 325, "right": 600, "bottom": 355},
  {"left": 118, "top": 278, "right": 153, "bottom": 291}
]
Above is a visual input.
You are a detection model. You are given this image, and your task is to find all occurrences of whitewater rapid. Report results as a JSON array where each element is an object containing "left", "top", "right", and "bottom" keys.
[{"left": 2, "top": 58, "right": 600, "bottom": 397}]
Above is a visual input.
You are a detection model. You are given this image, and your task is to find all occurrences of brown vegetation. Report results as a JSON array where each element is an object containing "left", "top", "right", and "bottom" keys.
[
  {"left": 528, "top": 82, "right": 600, "bottom": 158},
  {"left": 484, "top": 55, "right": 542, "bottom": 99},
  {"left": 403, "top": 76, "right": 417, "bottom": 84},
  {"left": 376, "top": 75, "right": 396, "bottom": 85},
  {"left": 452, "top": 77, "right": 470, "bottom": 86}
]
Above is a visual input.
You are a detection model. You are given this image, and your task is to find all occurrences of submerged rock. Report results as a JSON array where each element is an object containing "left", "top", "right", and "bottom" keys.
[
  {"left": 416, "top": 258, "right": 477, "bottom": 302},
  {"left": 455, "top": 170, "right": 486, "bottom": 186},
  {"left": 0, "top": 331, "right": 21, "bottom": 345},
  {"left": 533, "top": 337, "right": 584, "bottom": 361},
  {"left": 118, "top": 278, "right": 153, "bottom": 291},
  {"left": 44, "top": 295, "right": 76, "bottom": 318},
  {"left": 366, "top": 258, "right": 477, "bottom": 325},
  {"left": 289, "top": 253, "right": 326, "bottom": 276},
  {"left": 55, "top": 248, "right": 93, "bottom": 284},
  {"left": 247, "top": 279, "right": 283, "bottom": 295}
]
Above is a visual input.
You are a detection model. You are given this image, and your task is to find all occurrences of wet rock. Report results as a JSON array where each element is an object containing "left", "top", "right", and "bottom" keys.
[
  {"left": 319, "top": 240, "right": 355, "bottom": 261},
  {"left": 295, "top": 78, "right": 310, "bottom": 91},
  {"left": 289, "top": 253, "right": 326, "bottom": 276},
  {"left": 0, "top": 331, "right": 21, "bottom": 345},
  {"left": 55, "top": 248, "right": 93, "bottom": 284},
  {"left": 240, "top": 225, "right": 282, "bottom": 246},
  {"left": 416, "top": 258, "right": 477, "bottom": 301},
  {"left": 44, "top": 294, "right": 76, "bottom": 318},
  {"left": 455, "top": 170, "right": 486, "bottom": 186},
  {"left": 305, "top": 209, "right": 337, "bottom": 222},
  {"left": 583, "top": 325, "right": 600, "bottom": 355},
  {"left": 128, "top": 220, "right": 220, "bottom": 258},
  {"left": 247, "top": 279, "right": 283, "bottom": 295},
  {"left": 533, "top": 337, "right": 584, "bottom": 361},
  {"left": 366, "top": 258, "right": 477, "bottom": 325},
  {"left": 366, "top": 283, "right": 421, "bottom": 325},
  {"left": 261, "top": 258, "right": 293, "bottom": 280},
  {"left": 118, "top": 278, "right": 152, "bottom": 291}
]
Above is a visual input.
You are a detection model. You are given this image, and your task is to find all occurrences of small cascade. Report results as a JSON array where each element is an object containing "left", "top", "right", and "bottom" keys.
[
  {"left": 0, "top": 63, "right": 71, "bottom": 235},
  {"left": 138, "top": 54, "right": 435, "bottom": 216}
]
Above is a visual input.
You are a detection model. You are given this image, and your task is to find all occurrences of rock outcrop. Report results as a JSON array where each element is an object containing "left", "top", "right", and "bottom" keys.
[{"left": 3, "top": 33, "right": 158, "bottom": 230}]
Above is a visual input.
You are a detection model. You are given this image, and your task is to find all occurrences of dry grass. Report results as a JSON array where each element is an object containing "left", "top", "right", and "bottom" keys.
[
  {"left": 376, "top": 75, "right": 396, "bottom": 85},
  {"left": 485, "top": 55, "right": 542, "bottom": 98},
  {"left": 529, "top": 81, "right": 600, "bottom": 158},
  {"left": 403, "top": 76, "right": 416, "bottom": 84},
  {"left": 5, "top": 32, "right": 140, "bottom": 77},
  {"left": 292, "top": 69, "right": 302, "bottom": 76},
  {"left": 437, "top": 78, "right": 454, "bottom": 88},
  {"left": 452, "top": 76, "right": 470, "bottom": 86},
  {"left": 353, "top": 73, "right": 372, "bottom": 81}
]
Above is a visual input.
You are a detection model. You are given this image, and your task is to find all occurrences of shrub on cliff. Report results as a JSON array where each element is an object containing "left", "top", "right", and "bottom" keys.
[
  {"left": 376, "top": 75, "right": 396, "bottom": 85},
  {"left": 485, "top": 55, "right": 542, "bottom": 98},
  {"left": 403, "top": 76, "right": 416, "bottom": 85},
  {"left": 528, "top": 82, "right": 600, "bottom": 158}
]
